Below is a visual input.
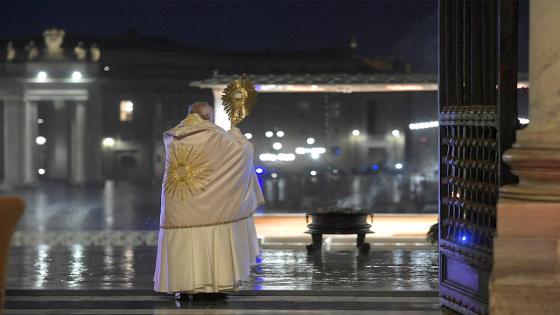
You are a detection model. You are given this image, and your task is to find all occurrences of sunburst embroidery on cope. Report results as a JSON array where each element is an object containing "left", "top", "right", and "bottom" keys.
[{"left": 164, "top": 144, "right": 212, "bottom": 200}]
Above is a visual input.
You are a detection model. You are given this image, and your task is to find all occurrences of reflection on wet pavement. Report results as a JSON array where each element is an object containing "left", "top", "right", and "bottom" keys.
[
  {"left": 7, "top": 247, "right": 438, "bottom": 291},
  {"left": 5, "top": 182, "right": 162, "bottom": 231}
]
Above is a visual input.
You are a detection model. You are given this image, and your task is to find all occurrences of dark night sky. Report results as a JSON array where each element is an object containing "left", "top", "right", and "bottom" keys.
[{"left": 1, "top": 1, "right": 528, "bottom": 73}]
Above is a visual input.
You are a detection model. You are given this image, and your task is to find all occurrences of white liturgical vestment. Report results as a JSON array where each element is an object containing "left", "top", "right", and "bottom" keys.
[{"left": 154, "top": 113, "right": 264, "bottom": 293}]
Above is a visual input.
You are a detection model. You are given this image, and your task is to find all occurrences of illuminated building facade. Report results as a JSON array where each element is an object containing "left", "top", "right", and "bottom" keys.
[{"left": 0, "top": 29, "right": 527, "bottom": 213}]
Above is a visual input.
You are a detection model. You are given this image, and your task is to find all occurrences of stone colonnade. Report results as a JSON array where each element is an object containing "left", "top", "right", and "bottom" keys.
[
  {"left": 2, "top": 97, "right": 89, "bottom": 187},
  {"left": 490, "top": 0, "right": 560, "bottom": 313}
]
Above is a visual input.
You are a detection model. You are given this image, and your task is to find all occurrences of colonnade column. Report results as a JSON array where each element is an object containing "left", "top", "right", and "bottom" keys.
[
  {"left": 70, "top": 101, "right": 86, "bottom": 185},
  {"left": 2, "top": 99, "right": 24, "bottom": 186},
  {"left": 490, "top": 0, "right": 560, "bottom": 313},
  {"left": 2, "top": 99, "right": 37, "bottom": 187},
  {"left": 23, "top": 100, "right": 38, "bottom": 185}
]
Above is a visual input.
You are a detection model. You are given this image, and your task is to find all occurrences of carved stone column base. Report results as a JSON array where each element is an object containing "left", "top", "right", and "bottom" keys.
[{"left": 501, "top": 145, "right": 560, "bottom": 201}]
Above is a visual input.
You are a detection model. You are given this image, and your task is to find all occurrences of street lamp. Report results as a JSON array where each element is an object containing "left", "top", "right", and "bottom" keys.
[
  {"left": 71, "top": 71, "right": 83, "bottom": 81},
  {"left": 37, "top": 71, "right": 48, "bottom": 81},
  {"left": 35, "top": 136, "right": 47, "bottom": 145},
  {"left": 102, "top": 137, "right": 116, "bottom": 148}
]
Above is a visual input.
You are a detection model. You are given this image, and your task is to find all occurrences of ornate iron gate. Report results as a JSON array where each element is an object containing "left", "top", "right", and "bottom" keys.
[{"left": 438, "top": 1, "right": 518, "bottom": 314}]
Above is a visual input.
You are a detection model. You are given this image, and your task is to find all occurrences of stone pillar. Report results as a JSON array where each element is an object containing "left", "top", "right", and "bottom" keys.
[
  {"left": 212, "top": 88, "right": 231, "bottom": 131},
  {"left": 70, "top": 101, "right": 86, "bottom": 185},
  {"left": 23, "top": 100, "right": 38, "bottom": 185},
  {"left": 2, "top": 99, "right": 24, "bottom": 187},
  {"left": 48, "top": 100, "right": 69, "bottom": 180},
  {"left": 85, "top": 88, "right": 103, "bottom": 184},
  {"left": 1, "top": 99, "right": 37, "bottom": 187},
  {"left": 490, "top": 1, "right": 560, "bottom": 314}
]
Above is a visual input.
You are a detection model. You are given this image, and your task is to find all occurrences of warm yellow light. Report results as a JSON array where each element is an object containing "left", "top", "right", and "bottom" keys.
[
  {"left": 119, "top": 101, "right": 134, "bottom": 122},
  {"left": 102, "top": 137, "right": 115, "bottom": 147}
]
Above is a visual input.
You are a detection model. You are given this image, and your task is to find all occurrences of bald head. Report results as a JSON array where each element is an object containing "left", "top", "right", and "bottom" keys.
[{"left": 188, "top": 101, "right": 214, "bottom": 123}]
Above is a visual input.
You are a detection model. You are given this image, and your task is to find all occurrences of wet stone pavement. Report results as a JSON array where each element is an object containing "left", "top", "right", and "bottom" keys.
[
  {"left": 5, "top": 246, "right": 445, "bottom": 315},
  {"left": 3, "top": 182, "right": 447, "bottom": 314},
  {"left": 7, "top": 247, "right": 438, "bottom": 291}
]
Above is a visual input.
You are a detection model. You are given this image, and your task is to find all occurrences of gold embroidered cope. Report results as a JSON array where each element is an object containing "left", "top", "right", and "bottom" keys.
[{"left": 164, "top": 144, "right": 212, "bottom": 201}]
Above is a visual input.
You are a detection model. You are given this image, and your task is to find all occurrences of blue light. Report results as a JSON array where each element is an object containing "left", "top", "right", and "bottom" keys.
[
  {"left": 372, "top": 164, "right": 380, "bottom": 171},
  {"left": 461, "top": 236, "right": 466, "bottom": 241},
  {"left": 256, "top": 167, "right": 264, "bottom": 174}
]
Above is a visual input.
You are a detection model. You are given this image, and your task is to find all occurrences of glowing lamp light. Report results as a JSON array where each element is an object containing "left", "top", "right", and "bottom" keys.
[
  {"left": 102, "top": 137, "right": 115, "bottom": 147},
  {"left": 103, "top": 66, "right": 110, "bottom": 72},
  {"left": 310, "top": 170, "right": 317, "bottom": 176},
  {"left": 352, "top": 130, "right": 360, "bottom": 136},
  {"left": 518, "top": 118, "right": 530, "bottom": 125},
  {"left": 277, "top": 153, "right": 295, "bottom": 161},
  {"left": 295, "top": 147, "right": 306, "bottom": 155},
  {"left": 332, "top": 168, "right": 339, "bottom": 174},
  {"left": 276, "top": 131, "right": 285, "bottom": 138},
  {"left": 38, "top": 168, "right": 46, "bottom": 175},
  {"left": 306, "top": 137, "right": 315, "bottom": 145},
  {"left": 122, "top": 101, "right": 134, "bottom": 113},
  {"left": 372, "top": 164, "right": 380, "bottom": 171},
  {"left": 461, "top": 236, "right": 467, "bottom": 242},
  {"left": 259, "top": 153, "right": 278, "bottom": 162},
  {"left": 409, "top": 121, "right": 439, "bottom": 130},
  {"left": 271, "top": 173, "right": 278, "bottom": 179},
  {"left": 265, "top": 131, "right": 274, "bottom": 138},
  {"left": 37, "top": 71, "right": 48, "bottom": 81},
  {"left": 71, "top": 71, "right": 83, "bottom": 80},
  {"left": 35, "top": 136, "right": 47, "bottom": 146},
  {"left": 255, "top": 167, "right": 264, "bottom": 174},
  {"left": 311, "top": 152, "right": 320, "bottom": 159},
  {"left": 272, "top": 142, "right": 283, "bottom": 151},
  {"left": 312, "top": 147, "right": 327, "bottom": 154},
  {"left": 395, "top": 163, "right": 404, "bottom": 170},
  {"left": 37, "top": 118, "right": 44, "bottom": 124},
  {"left": 392, "top": 129, "right": 401, "bottom": 137},
  {"left": 244, "top": 133, "right": 253, "bottom": 140}
]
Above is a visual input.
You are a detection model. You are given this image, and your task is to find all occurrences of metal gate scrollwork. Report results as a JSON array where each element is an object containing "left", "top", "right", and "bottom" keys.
[{"left": 438, "top": 1, "right": 518, "bottom": 314}]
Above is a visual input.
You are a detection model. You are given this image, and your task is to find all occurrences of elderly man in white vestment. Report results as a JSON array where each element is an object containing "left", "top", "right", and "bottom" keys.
[{"left": 154, "top": 102, "right": 264, "bottom": 301}]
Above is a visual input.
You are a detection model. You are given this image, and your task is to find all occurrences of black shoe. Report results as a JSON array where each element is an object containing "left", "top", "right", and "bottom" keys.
[
  {"left": 192, "top": 292, "right": 228, "bottom": 301},
  {"left": 175, "top": 292, "right": 190, "bottom": 301}
]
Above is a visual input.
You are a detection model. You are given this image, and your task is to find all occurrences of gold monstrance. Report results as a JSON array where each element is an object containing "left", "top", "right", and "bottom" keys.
[{"left": 221, "top": 74, "right": 258, "bottom": 127}]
